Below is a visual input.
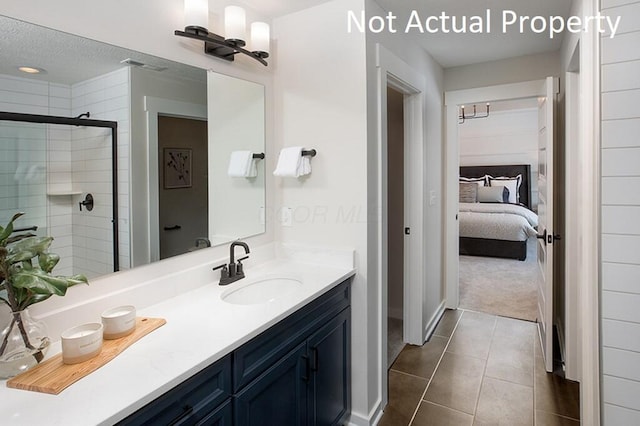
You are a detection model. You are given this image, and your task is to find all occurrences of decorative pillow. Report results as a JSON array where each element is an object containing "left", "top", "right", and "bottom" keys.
[
  {"left": 488, "top": 174, "right": 522, "bottom": 204},
  {"left": 478, "top": 186, "right": 509, "bottom": 203},
  {"left": 459, "top": 175, "right": 487, "bottom": 187},
  {"left": 459, "top": 182, "right": 478, "bottom": 203}
]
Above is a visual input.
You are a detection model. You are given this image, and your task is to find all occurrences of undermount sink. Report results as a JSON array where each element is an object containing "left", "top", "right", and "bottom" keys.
[{"left": 221, "top": 277, "right": 303, "bottom": 305}]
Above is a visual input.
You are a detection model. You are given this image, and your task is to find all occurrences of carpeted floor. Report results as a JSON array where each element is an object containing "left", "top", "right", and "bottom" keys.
[{"left": 459, "top": 238, "right": 538, "bottom": 322}]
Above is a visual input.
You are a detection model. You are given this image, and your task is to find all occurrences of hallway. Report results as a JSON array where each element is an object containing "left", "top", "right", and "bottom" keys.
[{"left": 380, "top": 309, "right": 580, "bottom": 425}]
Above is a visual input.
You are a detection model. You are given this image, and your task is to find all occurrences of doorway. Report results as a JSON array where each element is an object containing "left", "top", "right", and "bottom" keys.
[
  {"left": 157, "top": 116, "right": 208, "bottom": 259},
  {"left": 386, "top": 87, "right": 405, "bottom": 367},
  {"left": 457, "top": 98, "right": 540, "bottom": 323},
  {"left": 376, "top": 43, "right": 427, "bottom": 413},
  {"left": 444, "top": 78, "right": 560, "bottom": 372}
]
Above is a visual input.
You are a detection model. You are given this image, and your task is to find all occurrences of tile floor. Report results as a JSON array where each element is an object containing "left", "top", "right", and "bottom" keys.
[{"left": 379, "top": 309, "right": 581, "bottom": 426}]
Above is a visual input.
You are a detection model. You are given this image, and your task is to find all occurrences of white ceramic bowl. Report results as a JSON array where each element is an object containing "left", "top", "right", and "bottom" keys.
[
  {"left": 61, "top": 323, "right": 103, "bottom": 365},
  {"left": 101, "top": 305, "right": 136, "bottom": 340}
]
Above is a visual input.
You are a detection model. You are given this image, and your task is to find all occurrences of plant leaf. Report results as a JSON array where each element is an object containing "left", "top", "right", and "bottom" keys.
[
  {"left": 9, "top": 236, "right": 53, "bottom": 256},
  {"left": 11, "top": 270, "right": 69, "bottom": 296},
  {"left": 0, "top": 212, "right": 25, "bottom": 244},
  {"left": 6, "top": 233, "right": 37, "bottom": 245},
  {"left": 38, "top": 253, "right": 60, "bottom": 273},
  {"left": 6, "top": 250, "right": 36, "bottom": 264}
]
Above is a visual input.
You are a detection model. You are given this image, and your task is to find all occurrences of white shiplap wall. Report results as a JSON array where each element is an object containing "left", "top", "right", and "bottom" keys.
[
  {"left": 601, "top": 0, "right": 640, "bottom": 423},
  {"left": 458, "top": 108, "right": 539, "bottom": 210}
]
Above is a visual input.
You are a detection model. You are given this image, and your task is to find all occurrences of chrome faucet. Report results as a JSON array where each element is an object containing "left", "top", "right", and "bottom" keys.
[{"left": 213, "top": 240, "right": 250, "bottom": 285}]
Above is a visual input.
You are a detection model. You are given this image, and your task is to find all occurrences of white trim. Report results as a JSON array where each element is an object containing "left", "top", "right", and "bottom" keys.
[
  {"left": 423, "top": 301, "right": 446, "bottom": 342},
  {"left": 347, "top": 401, "right": 384, "bottom": 426},
  {"left": 579, "top": 0, "right": 601, "bottom": 422},
  {"left": 143, "top": 96, "right": 207, "bottom": 262},
  {"left": 443, "top": 79, "right": 549, "bottom": 309},
  {"left": 564, "top": 68, "right": 581, "bottom": 381},
  {"left": 375, "top": 42, "right": 426, "bottom": 417}
]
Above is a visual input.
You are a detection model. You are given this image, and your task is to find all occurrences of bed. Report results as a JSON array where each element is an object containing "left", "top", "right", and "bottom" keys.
[{"left": 459, "top": 164, "right": 538, "bottom": 261}]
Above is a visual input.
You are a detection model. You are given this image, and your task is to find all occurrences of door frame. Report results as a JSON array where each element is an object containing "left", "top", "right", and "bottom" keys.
[
  {"left": 444, "top": 79, "right": 550, "bottom": 309},
  {"left": 144, "top": 96, "right": 207, "bottom": 262},
  {"left": 376, "top": 43, "right": 426, "bottom": 410}
]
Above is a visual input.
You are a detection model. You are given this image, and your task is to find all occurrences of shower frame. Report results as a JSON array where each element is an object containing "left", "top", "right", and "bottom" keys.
[{"left": 0, "top": 111, "right": 119, "bottom": 272}]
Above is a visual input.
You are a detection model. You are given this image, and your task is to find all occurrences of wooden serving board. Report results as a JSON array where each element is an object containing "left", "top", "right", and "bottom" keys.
[{"left": 6, "top": 317, "right": 166, "bottom": 395}]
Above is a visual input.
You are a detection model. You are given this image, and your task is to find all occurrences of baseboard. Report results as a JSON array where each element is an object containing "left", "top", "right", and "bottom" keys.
[
  {"left": 423, "top": 301, "right": 446, "bottom": 343},
  {"left": 347, "top": 399, "right": 383, "bottom": 426}
]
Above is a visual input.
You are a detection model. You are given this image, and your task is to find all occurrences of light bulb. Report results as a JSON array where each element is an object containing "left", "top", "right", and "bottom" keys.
[
  {"left": 225, "top": 5, "right": 246, "bottom": 44},
  {"left": 251, "top": 22, "right": 270, "bottom": 56},
  {"left": 184, "top": 0, "right": 208, "bottom": 32}
]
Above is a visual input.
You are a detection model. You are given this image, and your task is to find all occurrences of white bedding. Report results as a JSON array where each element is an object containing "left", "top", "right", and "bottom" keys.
[{"left": 459, "top": 202, "right": 538, "bottom": 241}]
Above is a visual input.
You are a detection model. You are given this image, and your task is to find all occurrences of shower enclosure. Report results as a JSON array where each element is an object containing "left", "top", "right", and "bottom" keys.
[{"left": 0, "top": 111, "right": 118, "bottom": 279}]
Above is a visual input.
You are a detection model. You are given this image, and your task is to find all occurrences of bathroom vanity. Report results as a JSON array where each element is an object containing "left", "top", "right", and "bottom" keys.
[
  {"left": 119, "top": 279, "right": 351, "bottom": 426},
  {"left": 0, "top": 244, "right": 355, "bottom": 426}
]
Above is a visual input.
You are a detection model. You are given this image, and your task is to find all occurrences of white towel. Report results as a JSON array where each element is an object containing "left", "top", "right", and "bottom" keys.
[
  {"left": 273, "top": 147, "right": 312, "bottom": 177},
  {"left": 228, "top": 151, "right": 257, "bottom": 177}
]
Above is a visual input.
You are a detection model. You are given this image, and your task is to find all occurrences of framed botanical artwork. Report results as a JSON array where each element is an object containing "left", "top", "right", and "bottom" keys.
[{"left": 164, "top": 148, "right": 192, "bottom": 189}]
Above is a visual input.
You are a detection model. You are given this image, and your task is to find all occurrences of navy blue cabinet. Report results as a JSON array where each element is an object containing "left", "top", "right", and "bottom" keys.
[
  {"left": 308, "top": 308, "right": 351, "bottom": 426},
  {"left": 234, "top": 342, "right": 308, "bottom": 425},
  {"left": 120, "top": 278, "right": 351, "bottom": 426},
  {"left": 117, "top": 354, "right": 232, "bottom": 426}
]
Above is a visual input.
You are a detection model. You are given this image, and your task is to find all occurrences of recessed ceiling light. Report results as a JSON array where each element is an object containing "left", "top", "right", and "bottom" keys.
[{"left": 18, "top": 66, "right": 46, "bottom": 74}]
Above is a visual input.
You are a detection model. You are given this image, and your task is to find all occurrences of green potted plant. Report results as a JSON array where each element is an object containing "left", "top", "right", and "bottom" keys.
[{"left": 0, "top": 212, "right": 88, "bottom": 378}]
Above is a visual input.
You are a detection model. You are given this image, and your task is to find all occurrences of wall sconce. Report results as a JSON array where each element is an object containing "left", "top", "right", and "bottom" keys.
[
  {"left": 458, "top": 103, "right": 490, "bottom": 124},
  {"left": 175, "top": 0, "right": 270, "bottom": 66}
]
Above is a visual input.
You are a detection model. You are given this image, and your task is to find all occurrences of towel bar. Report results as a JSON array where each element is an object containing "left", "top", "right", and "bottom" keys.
[
  {"left": 301, "top": 149, "right": 317, "bottom": 157},
  {"left": 252, "top": 153, "right": 265, "bottom": 159}
]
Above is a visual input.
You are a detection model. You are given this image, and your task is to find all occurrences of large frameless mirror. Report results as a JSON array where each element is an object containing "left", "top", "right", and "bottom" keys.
[{"left": 0, "top": 15, "right": 266, "bottom": 279}]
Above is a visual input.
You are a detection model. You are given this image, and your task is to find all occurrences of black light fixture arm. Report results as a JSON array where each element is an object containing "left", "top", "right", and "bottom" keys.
[{"left": 174, "top": 28, "right": 268, "bottom": 66}]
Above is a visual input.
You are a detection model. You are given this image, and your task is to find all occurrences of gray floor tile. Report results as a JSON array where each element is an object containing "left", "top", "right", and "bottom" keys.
[
  {"left": 412, "top": 401, "right": 474, "bottom": 426},
  {"left": 535, "top": 410, "right": 580, "bottom": 425},
  {"left": 391, "top": 335, "right": 448, "bottom": 379},
  {"left": 474, "top": 377, "right": 534, "bottom": 426},
  {"left": 433, "top": 309, "right": 463, "bottom": 338},
  {"left": 534, "top": 356, "right": 581, "bottom": 420},
  {"left": 424, "top": 351, "right": 486, "bottom": 415},
  {"left": 379, "top": 370, "right": 428, "bottom": 426}
]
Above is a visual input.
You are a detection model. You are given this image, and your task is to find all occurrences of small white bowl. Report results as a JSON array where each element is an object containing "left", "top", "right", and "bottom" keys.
[
  {"left": 61, "top": 323, "right": 103, "bottom": 365},
  {"left": 101, "top": 305, "right": 136, "bottom": 340}
]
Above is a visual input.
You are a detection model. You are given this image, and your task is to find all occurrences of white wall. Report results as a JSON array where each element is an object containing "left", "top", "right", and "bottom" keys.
[
  {"left": 600, "top": 0, "right": 640, "bottom": 423},
  {"left": 272, "top": 0, "right": 373, "bottom": 421},
  {"left": 444, "top": 51, "right": 560, "bottom": 91},
  {"left": 458, "top": 108, "right": 539, "bottom": 210}
]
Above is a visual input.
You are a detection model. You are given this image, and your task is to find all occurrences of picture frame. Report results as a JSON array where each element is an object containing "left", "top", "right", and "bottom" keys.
[{"left": 164, "top": 148, "right": 192, "bottom": 189}]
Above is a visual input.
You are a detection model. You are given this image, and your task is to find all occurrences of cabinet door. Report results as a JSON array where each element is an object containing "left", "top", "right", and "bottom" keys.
[
  {"left": 307, "top": 308, "right": 351, "bottom": 426},
  {"left": 195, "top": 399, "right": 232, "bottom": 426},
  {"left": 235, "top": 342, "right": 308, "bottom": 426}
]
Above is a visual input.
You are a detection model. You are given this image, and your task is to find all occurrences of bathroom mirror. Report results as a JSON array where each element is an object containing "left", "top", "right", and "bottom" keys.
[{"left": 0, "top": 15, "right": 266, "bottom": 278}]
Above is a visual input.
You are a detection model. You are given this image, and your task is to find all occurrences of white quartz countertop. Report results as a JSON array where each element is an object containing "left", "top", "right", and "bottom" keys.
[{"left": 0, "top": 257, "right": 355, "bottom": 425}]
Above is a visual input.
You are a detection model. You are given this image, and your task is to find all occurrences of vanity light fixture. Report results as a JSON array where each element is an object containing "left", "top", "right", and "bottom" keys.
[
  {"left": 458, "top": 103, "right": 490, "bottom": 124},
  {"left": 175, "top": 0, "right": 270, "bottom": 66}
]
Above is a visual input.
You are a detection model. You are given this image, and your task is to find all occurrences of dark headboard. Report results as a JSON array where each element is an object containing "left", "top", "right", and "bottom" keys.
[{"left": 460, "top": 164, "right": 532, "bottom": 209}]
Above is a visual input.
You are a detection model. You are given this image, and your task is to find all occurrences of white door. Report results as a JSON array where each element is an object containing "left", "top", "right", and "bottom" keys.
[{"left": 537, "top": 77, "right": 558, "bottom": 373}]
